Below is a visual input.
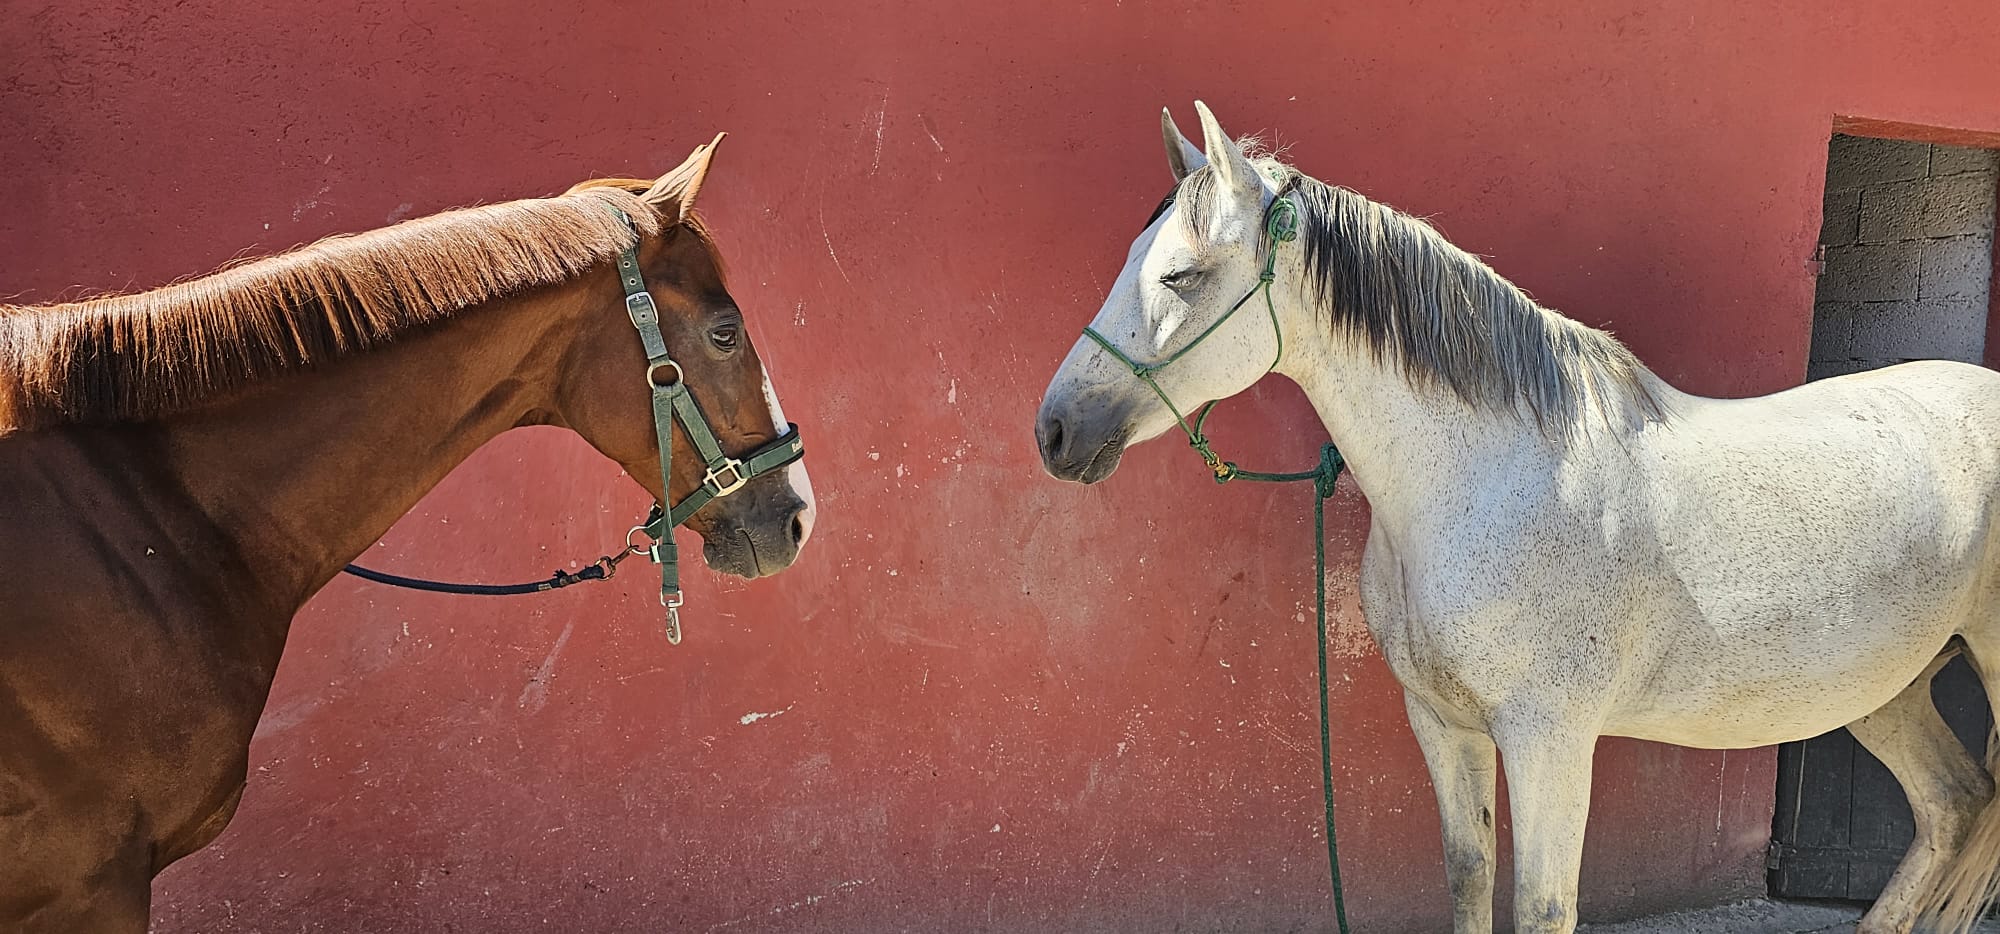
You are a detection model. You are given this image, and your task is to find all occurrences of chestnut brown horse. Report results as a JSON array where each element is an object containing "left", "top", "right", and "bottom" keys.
[{"left": 0, "top": 137, "right": 816, "bottom": 932}]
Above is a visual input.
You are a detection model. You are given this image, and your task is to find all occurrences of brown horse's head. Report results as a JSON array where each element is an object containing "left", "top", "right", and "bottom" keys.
[{"left": 556, "top": 138, "right": 815, "bottom": 579}]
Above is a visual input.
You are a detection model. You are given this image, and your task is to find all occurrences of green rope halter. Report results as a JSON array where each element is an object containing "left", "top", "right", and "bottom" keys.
[{"left": 1082, "top": 195, "right": 1303, "bottom": 481}]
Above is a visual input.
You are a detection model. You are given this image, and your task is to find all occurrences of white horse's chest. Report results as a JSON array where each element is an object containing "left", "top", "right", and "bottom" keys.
[{"left": 1357, "top": 519, "right": 1635, "bottom": 732}]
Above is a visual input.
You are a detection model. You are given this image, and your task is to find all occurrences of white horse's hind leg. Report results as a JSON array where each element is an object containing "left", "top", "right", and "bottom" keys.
[
  {"left": 1495, "top": 723, "right": 1597, "bottom": 934},
  {"left": 1916, "top": 635, "right": 2000, "bottom": 933},
  {"left": 1405, "top": 693, "right": 1498, "bottom": 933},
  {"left": 1846, "top": 654, "right": 1992, "bottom": 934}
]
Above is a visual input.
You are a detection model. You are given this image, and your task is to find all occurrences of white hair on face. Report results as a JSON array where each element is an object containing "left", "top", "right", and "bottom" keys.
[{"left": 760, "top": 367, "right": 816, "bottom": 544}]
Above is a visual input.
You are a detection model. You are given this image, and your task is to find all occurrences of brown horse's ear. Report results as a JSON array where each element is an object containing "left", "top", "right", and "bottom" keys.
[{"left": 642, "top": 132, "right": 726, "bottom": 222}]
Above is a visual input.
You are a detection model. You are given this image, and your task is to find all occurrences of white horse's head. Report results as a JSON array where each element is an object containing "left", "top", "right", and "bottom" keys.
[{"left": 1036, "top": 102, "right": 1292, "bottom": 483}]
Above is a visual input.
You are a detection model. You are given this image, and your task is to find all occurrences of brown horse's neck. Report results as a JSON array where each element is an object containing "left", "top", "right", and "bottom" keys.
[{"left": 151, "top": 281, "right": 593, "bottom": 623}]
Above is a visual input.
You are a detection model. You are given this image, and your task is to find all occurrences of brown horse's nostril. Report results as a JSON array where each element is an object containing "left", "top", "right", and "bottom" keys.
[{"left": 789, "top": 510, "right": 807, "bottom": 549}]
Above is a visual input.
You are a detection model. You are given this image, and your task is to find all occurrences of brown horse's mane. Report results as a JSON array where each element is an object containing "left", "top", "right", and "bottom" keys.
[{"left": 0, "top": 180, "right": 699, "bottom": 431}]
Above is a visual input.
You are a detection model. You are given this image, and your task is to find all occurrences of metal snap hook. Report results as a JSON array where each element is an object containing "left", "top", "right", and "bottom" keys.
[{"left": 662, "top": 590, "right": 684, "bottom": 645}]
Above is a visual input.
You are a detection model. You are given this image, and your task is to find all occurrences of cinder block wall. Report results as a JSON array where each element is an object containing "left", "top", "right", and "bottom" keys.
[{"left": 1811, "top": 135, "right": 1999, "bottom": 379}]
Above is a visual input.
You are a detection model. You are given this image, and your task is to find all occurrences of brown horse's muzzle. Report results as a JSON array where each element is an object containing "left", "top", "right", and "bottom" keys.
[{"left": 692, "top": 472, "right": 811, "bottom": 579}]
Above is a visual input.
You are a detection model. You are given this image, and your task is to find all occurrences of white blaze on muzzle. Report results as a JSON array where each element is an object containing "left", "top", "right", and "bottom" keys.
[{"left": 761, "top": 369, "right": 817, "bottom": 545}]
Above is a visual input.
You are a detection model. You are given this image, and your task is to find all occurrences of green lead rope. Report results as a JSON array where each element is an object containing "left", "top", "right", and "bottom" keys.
[
  {"left": 1080, "top": 189, "right": 1352, "bottom": 932},
  {"left": 1230, "top": 441, "right": 1352, "bottom": 934}
]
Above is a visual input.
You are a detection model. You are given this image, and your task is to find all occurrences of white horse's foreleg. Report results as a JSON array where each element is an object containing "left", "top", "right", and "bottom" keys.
[
  {"left": 1405, "top": 692, "right": 1498, "bottom": 933},
  {"left": 1495, "top": 722, "right": 1596, "bottom": 934},
  {"left": 1849, "top": 655, "right": 1992, "bottom": 934}
]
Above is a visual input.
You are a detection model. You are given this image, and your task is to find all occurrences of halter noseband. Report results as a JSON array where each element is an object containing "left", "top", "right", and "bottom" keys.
[{"left": 614, "top": 208, "right": 805, "bottom": 644}]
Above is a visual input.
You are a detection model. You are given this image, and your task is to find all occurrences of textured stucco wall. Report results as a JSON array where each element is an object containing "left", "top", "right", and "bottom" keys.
[{"left": 6, "top": 1, "right": 2000, "bottom": 931}]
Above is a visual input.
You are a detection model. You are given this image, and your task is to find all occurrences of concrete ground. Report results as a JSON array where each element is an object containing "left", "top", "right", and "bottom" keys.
[{"left": 1578, "top": 899, "right": 2000, "bottom": 933}]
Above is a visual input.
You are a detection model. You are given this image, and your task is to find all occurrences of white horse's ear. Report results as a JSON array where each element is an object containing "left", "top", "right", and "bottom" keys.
[
  {"left": 1161, "top": 107, "right": 1205, "bottom": 182},
  {"left": 1193, "top": 100, "right": 1258, "bottom": 195}
]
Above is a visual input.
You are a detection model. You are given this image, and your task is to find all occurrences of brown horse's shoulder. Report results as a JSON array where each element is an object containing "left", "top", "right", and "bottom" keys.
[{"left": 0, "top": 424, "right": 281, "bottom": 879}]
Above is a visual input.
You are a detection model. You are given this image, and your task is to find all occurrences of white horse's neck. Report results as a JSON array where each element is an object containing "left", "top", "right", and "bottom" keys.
[
  {"left": 1280, "top": 337, "right": 1538, "bottom": 532},
  {"left": 1267, "top": 261, "right": 1666, "bottom": 536}
]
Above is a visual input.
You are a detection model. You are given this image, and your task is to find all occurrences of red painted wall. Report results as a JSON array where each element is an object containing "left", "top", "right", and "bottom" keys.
[{"left": 7, "top": 2, "right": 2000, "bottom": 930}]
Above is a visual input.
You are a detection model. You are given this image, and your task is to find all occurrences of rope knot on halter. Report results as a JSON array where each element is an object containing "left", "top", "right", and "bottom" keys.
[
  {"left": 1313, "top": 443, "right": 1344, "bottom": 499},
  {"left": 1264, "top": 194, "right": 1301, "bottom": 258}
]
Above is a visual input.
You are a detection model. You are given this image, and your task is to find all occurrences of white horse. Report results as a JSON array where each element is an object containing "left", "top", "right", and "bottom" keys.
[{"left": 1035, "top": 101, "right": 2000, "bottom": 934}]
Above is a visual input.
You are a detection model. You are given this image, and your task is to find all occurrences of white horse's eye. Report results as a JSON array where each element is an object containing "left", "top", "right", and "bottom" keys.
[{"left": 1159, "top": 268, "right": 1203, "bottom": 291}]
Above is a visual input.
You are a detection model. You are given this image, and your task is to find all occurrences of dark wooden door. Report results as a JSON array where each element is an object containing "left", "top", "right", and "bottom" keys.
[{"left": 1769, "top": 656, "right": 1991, "bottom": 898}]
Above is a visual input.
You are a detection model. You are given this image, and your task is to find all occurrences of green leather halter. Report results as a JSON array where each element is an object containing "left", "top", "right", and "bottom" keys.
[{"left": 613, "top": 209, "right": 805, "bottom": 644}]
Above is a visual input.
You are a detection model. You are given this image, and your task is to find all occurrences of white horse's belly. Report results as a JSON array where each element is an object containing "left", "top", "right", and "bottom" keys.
[
  {"left": 1603, "top": 623, "right": 1958, "bottom": 747},
  {"left": 1605, "top": 515, "right": 1984, "bottom": 747}
]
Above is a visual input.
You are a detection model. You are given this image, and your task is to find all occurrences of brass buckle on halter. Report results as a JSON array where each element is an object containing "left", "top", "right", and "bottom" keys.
[{"left": 703, "top": 458, "right": 749, "bottom": 497}]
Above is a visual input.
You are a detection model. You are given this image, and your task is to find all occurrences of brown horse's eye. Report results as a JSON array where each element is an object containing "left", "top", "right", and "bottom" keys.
[{"left": 710, "top": 326, "right": 739, "bottom": 353}]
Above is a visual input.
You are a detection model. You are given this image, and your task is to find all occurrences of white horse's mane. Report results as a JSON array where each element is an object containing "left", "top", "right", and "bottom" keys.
[{"left": 1176, "top": 151, "right": 1667, "bottom": 437}]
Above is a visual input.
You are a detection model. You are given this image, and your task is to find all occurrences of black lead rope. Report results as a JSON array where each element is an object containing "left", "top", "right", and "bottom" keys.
[
  {"left": 340, "top": 560, "right": 611, "bottom": 596},
  {"left": 343, "top": 536, "right": 644, "bottom": 596},
  {"left": 341, "top": 506, "right": 656, "bottom": 597}
]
